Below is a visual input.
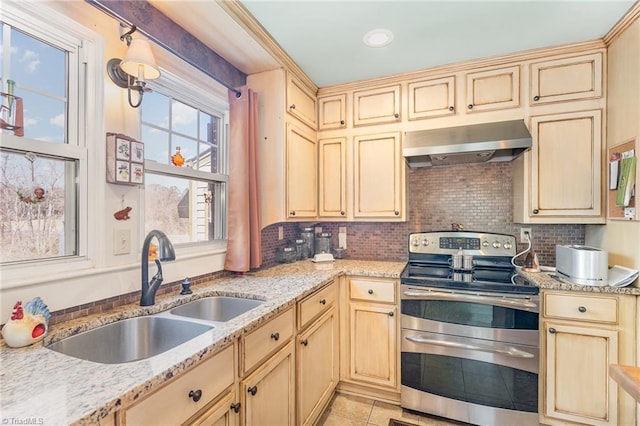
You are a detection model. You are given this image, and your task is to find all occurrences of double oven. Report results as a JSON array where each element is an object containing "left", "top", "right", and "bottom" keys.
[{"left": 400, "top": 231, "right": 539, "bottom": 426}]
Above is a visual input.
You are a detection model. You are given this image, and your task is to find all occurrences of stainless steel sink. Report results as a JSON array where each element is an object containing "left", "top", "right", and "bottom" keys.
[
  {"left": 169, "top": 296, "right": 264, "bottom": 322},
  {"left": 47, "top": 316, "right": 213, "bottom": 364}
]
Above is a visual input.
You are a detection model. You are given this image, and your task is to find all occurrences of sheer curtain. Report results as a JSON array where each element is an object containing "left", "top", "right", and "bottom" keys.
[{"left": 224, "top": 87, "right": 262, "bottom": 272}]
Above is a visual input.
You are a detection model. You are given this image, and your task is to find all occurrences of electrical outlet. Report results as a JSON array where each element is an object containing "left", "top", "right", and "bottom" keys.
[
  {"left": 278, "top": 226, "right": 283, "bottom": 240},
  {"left": 520, "top": 228, "right": 532, "bottom": 243},
  {"left": 114, "top": 229, "right": 131, "bottom": 255},
  {"left": 315, "top": 226, "right": 322, "bottom": 234}
]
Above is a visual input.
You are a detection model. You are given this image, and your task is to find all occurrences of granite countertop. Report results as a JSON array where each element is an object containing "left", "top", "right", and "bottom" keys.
[
  {"left": 0, "top": 260, "right": 405, "bottom": 426},
  {"left": 519, "top": 270, "right": 640, "bottom": 295},
  {"left": 610, "top": 364, "right": 640, "bottom": 402}
]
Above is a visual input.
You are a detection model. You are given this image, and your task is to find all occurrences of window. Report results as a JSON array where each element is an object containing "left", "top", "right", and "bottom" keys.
[
  {"left": 0, "top": 12, "right": 88, "bottom": 264},
  {"left": 142, "top": 86, "right": 228, "bottom": 245}
]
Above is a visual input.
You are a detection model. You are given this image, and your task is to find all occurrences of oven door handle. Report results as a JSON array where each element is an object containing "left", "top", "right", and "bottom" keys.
[
  {"left": 402, "top": 290, "right": 537, "bottom": 310},
  {"left": 405, "top": 335, "right": 535, "bottom": 359}
]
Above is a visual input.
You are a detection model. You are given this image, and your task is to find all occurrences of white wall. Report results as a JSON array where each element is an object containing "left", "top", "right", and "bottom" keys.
[
  {"left": 0, "top": 1, "right": 227, "bottom": 321},
  {"left": 586, "top": 16, "right": 640, "bottom": 270}
]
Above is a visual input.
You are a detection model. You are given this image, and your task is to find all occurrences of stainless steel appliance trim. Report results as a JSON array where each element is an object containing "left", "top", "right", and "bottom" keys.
[
  {"left": 408, "top": 231, "right": 517, "bottom": 256},
  {"left": 402, "top": 286, "right": 539, "bottom": 312},
  {"left": 401, "top": 386, "right": 539, "bottom": 426},
  {"left": 405, "top": 334, "right": 535, "bottom": 358}
]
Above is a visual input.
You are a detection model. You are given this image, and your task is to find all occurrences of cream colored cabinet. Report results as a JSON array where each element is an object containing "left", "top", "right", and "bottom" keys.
[
  {"left": 540, "top": 291, "right": 636, "bottom": 426},
  {"left": 530, "top": 52, "right": 603, "bottom": 105},
  {"left": 241, "top": 342, "right": 295, "bottom": 426},
  {"left": 318, "top": 94, "right": 347, "bottom": 130},
  {"left": 121, "top": 344, "right": 236, "bottom": 426},
  {"left": 407, "top": 76, "right": 456, "bottom": 120},
  {"left": 185, "top": 390, "right": 240, "bottom": 426},
  {"left": 513, "top": 109, "right": 603, "bottom": 223},
  {"left": 318, "top": 137, "right": 347, "bottom": 218},
  {"left": 353, "top": 84, "right": 401, "bottom": 126},
  {"left": 287, "top": 73, "right": 317, "bottom": 130},
  {"left": 286, "top": 122, "right": 317, "bottom": 218},
  {"left": 345, "top": 277, "right": 398, "bottom": 391},
  {"left": 353, "top": 132, "right": 404, "bottom": 219},
  {"left": 465, "top": 65, "right": 520, "bottom": 112},
  {"left": 241, "top": 308, "right": 294, "bottom": 375}
]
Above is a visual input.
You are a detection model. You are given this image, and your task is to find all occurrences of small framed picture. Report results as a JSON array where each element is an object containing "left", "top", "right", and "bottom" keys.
[
  {"left": 131, "top": 141, "right": 144, "bottom": 163},
  {"left": 116, "top": 160, "right": 130, "bottom": 183},
  {"left": 131, "top": 163, "right": 144, "bottom": 184},
  {"left": 115, "top": 137, "right": 130, "bottom": 160}
]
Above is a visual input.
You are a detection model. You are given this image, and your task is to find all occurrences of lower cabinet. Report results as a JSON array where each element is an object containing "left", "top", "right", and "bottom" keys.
[
  {"left": 186, "top": 390, "right": 240, "bottom": 426},
  {"left": 540, "top": 291, "right": 636, "bottom": 426},
  {"left": 241, "top": 341, "right": 295, "bottom": 426}
]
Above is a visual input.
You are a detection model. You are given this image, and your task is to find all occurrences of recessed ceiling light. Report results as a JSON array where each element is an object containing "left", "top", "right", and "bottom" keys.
[{"left": 362, "top": 28, "right": 394, "bottom": 48}]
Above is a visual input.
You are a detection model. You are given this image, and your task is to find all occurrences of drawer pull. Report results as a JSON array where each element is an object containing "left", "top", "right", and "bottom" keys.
[
  {"left": 301, "top": 339, "right": 309, "bottom": 346},
  {"left": 448, "top": 106, "right": 454, "bottom": 111},
  {"left": 394, "top": 113, "right": 399, "bottom": 119},
  {"left": 188, "top": 389, "right": 202, "bottom": 402},
  {"left": 340, "top": 120, "right": 345, "bottom": 125},
  {"left": 533, "top": 95, "right": 540, "bottom": 102},
  {"left": 578, "top": 306, "right": 587, "bottom": 313},
  {"left": 248, "top": 386, "right": 258, "bottom": 396},
  {"left": 549, "top": 327, "right": 557, "bottom": 334},
  {"left": 368, "top": 289, "right": 374, "bottom": 295},
  {"left": 320, "top": 299, "right": 327, "bottom": 305},
  {"left": 468, "top": 104, "right": 474, "bottom": 110},
  {"left": 270, "top": 332, "right": 280, "bottom": 341},
  {"left": 289, "top": 104, "right": 296, "bottom": 110},
  {"left": 230, "top": 402, "right": 241, "bottom": 413},
  {"left": 388, "top": 311, "right": 394, "bottom": 317}
]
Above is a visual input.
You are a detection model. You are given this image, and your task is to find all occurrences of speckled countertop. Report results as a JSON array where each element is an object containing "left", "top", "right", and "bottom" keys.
[
  {"left": 0, "top": 260, "right": 404, "bottom": 426},
  {"left": 519, "top": 270, "right": 640, "bottom": 295}
]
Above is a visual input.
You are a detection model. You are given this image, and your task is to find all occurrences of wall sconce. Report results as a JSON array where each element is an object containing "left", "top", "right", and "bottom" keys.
[{"left": 106, "top": 25, "right": 160, "bottom": 108}]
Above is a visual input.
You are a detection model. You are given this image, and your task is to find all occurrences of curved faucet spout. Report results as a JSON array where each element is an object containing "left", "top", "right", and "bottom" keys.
[{"left": 140, "top": 230, "right": 175, "bottom": 306}]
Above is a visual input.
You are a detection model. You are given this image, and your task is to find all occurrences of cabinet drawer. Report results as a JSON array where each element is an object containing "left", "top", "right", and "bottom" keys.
[
  {"left": 543, "top": 292, "right": 618, "bottom": 324},
  {"left": 242, "top": 308, "right": 295, "bottom": 375},
  {"left": 349, "top": 278, "right": 396, "bottom": 303},
  {"left": 298, "top": 281, "right": 336, "bottom": 330},
  {"left": 123, "top": 344, "right": 235, "bottom": 426}
]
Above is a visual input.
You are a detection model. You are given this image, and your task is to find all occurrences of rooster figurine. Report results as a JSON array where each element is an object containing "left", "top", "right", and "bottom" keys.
[{"left": 2, "top": 297, "right": 51, "bottom": 348}]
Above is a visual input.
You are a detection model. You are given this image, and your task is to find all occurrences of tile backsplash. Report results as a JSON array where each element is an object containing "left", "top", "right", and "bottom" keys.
[{"left": 262, "top": 162, "right": 585, "bottom": 268}]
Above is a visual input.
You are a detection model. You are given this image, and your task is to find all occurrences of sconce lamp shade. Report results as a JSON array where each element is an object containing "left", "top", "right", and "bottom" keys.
[{"left": 119, "top": 39, "right": 160, "bottom": 81}]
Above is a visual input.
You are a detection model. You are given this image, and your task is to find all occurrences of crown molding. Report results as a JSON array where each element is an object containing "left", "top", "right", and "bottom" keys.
[{"left": 604, "top": 1, "right": 640, "bottom": 45}]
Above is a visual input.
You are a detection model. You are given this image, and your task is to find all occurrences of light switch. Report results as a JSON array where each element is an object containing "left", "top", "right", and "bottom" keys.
[
  {"left": 278, "top": 226, "right": 283, "bottom": 240},
  {"left": 114, "top": 229, "right": 131, "bottom": 255}
]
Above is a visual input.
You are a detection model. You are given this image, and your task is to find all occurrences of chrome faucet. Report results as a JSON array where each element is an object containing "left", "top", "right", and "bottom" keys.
[{"left": 140, "top": 230, "right": 176, "bottom": 306}]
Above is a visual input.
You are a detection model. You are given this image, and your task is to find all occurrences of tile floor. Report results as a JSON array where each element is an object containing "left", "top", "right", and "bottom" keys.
[{"left": 317, "top": 392, "right": 469, "bottom": 426}]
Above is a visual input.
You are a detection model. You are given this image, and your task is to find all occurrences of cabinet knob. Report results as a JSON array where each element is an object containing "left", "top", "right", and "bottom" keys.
[
  {"left": 301, "top": 339, "right": 308, "bottom": 346},
  {"left": 340, "top": 120, "right": 345, "bottom": 125},
  {"left": 189, "top": 389, "right": 203, "bottom": 402},
  {"left": 340, "top": 211, "right": 345, "bottom": 216},
  {"left": 289, "top": 104, "right": 296, "bottom": 110},
  {"left": 320, "top": 299, "right": 326, "bottom": 305},
  {"left": 532, "top": 209, "right": 539, "bottom": 214},
  {"left": 290, "top": 211, "right": 296, "bottom": 216},
  {"left": 388, "top": 311, "right": 394, "bottom": 317},
  {"left": 270, "top": 332, "right": 280, "bottom": 341},
  {"left": 368, "top": 289, "right": 374, "bottom": 295},
  {"left": 578, "top": 306, "right": 587, "bottom": 313},
  {"left": 394, "top": 113, "right": 399, "bottom": 119},
  {"left": 468, "top": 104, "right": 474, "bottom": 110},
  {"left": 533, "top": 95, "right": 540, "bottom": 102},
  {"left": 230, "top": 402, "right": 241, "bottom": 413},
  {"left": 394, "top": 210, "right": 400, "bottom": 216},
  {"left": 549, "top": 327, "right": 557, "bottom": 334},
  {"left": 448, "top": 106, "right": 454, "bottom": 112},
  {"left": 247, "top": 386, "right": 258, "bottom": 396}
]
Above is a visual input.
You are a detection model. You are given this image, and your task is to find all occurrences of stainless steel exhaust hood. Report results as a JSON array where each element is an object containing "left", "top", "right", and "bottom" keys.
[{"left": 403, "top": 120, "right": 532, "bottom": 167}]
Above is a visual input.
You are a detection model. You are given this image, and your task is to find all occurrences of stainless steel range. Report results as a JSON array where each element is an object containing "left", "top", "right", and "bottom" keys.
[{"left": 400, "top": 231, "right": 539, "bottom": 426}]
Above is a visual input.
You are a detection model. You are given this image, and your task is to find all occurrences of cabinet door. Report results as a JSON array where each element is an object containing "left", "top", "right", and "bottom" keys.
[
  {"left": 353, "top": 132, "right": 403, "bottom": 218},
  {"left": 297, "top": 308, "right": 339, "bottom": 425},
  {"left": 242, "top": 342, "right": 295, "bottom": 426},
  {"left": 465, "top": 65, "right": 520, "bottom": 112},
  {"left": 286, "top": 74, "right": 317, "bottom": 129},
  {"left": 530, "top": 110, "right": 602, "bottom": 218},
  {"left": 353, "top": 85, "right": 401, "bottom": 126},
  {"left": 530, "top": 52, "right": 603, "bottom": 105},
  {"left": 349, "top": 302, "right": 397, "bottom": 389},
  {"left": 543, "top": 322, "right": 618, "bottom": 426},
  {"left": 185, "top": 390, "right": 240, "bottom": 426},
  {"left": 318, "top": 137, "right": 347, "bottom": 218},
  {"left": 408, "top": 76, "right": 455, "bottom": 120},
  {"left": 318, "top": 94, "right": 347, "bottom": 130},
  {"left": 286, "top": 122, "right": 317, "bottom": 218}
]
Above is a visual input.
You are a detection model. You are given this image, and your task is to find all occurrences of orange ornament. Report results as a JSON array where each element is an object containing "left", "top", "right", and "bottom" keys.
[{"left": 171, "top": 146, "right": 184, "bottom": 167}]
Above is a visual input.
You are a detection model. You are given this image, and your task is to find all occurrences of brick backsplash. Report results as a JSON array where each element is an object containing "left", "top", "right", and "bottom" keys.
[{"left": 262, "top": 162, "right": 585, "bottom": 268}]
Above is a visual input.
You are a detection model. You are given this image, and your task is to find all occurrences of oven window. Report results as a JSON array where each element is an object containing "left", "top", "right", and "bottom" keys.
[
  {"left": 402, "top": 300, "right": 538, "bottom": 330},
  {"left": 402, "top": 352, "right": 537, "bottom": 412}
]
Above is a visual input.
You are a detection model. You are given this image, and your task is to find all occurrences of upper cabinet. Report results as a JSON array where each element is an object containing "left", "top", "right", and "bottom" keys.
[
  {"left": 318, "top": 94, "right": 347, "bottom": 130},
  {"left": 465, "top": 65, "right": 520, "bottom": 113},
  {"left": 530, "top": 52, "right": 603, "bottom": 105},
  {"left": 353, "top": 84, "right": 401, "bottom": 126},
  {"left": 318, "top": 137, "right": 347, "bottom": 218},
  {"left": 286, "top": 122, "right": 317, "bottom": 218},
  {"left": 407, "top": 76, "right": 456, "bottom": 120},
  {"left": 287, "top": 73, "right": 318, "bottom": 129}
]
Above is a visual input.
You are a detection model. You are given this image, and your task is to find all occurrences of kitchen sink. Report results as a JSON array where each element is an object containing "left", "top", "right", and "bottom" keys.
[
  {"left": 46, "top": 316, "right": 213, "bottom": 364},
  {"left": 169, "top": 296, "right": 264, "bottom": 322}
]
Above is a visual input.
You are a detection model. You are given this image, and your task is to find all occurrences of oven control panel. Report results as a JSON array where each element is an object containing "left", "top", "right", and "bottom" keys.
[{"left": 409, "top": 231, "right": 517, "bottom": 257}]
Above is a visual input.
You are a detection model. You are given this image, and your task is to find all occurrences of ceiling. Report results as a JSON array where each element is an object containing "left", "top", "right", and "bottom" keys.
[{"left": 150, "top": 0, "right": 636, "bottom": 89}]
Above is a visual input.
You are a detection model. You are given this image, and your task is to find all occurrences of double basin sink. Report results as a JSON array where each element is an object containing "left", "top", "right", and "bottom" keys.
[{"left": 47, "top": 296, "right": 264, "bottom": 364}]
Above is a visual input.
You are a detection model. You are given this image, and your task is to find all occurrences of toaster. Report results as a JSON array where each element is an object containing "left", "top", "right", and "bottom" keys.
[{"left": 556, "top": 245, "right": 608, "bottom": 285}]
